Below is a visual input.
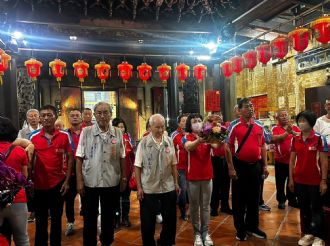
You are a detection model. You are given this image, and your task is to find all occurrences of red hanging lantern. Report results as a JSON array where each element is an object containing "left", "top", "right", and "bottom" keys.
[
  {"left": 193, "top": 64, "right": 207, "bottom": 83},
  {"left": 49, "top": 59, "right": 66, "bottom": 88},
  {"left": 256, "top": 43, "right": 271, "bottom": 66},
  {"left": 24, "top": 58, "right": 43, "bottom": 81},
  {"left": 271, "top": 36, "right": 289, "bottom": 59},
  {"left": 73, "top": 60, "right": 89, "bottom": 86},
  {"left": 117, "top": 61, "right": 133, "bottom": 85},
  {"left": 230, "top": 56, "right": 244, "bottom": 74},
  {"left": 311, "top": 16, "right": 330, "bottom": 47},
  {"left": 137, "top": 62, "right": 152, "bottom": 84},
  {"left": 288, "top": 27, "right": 310, "bottom": 53},
  {"left": 176, "top": 63, "right": 190, "bottom": 84},
  {"left": 157, "top": 63, "right": 171, "bottom": 84},
  {"left": 0, "top": 49, "right": 11, "bottom": 85},
  {"left": 95, "top": 61, "right": 111, "bottom": 89},
  {"left": 242, "top": 50, "right": 257, "bottom": 71},
  {"left": 220, "top": 61, "right": 233, "bottom": 78}
]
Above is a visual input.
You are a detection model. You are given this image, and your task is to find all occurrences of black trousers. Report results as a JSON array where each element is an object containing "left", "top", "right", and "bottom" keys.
[
  {"left": 65, "top": 175, "right": 77, "bottom": 223},
  {"left": 140, "top": 190, "right": 177, "bottom": 246},
  {"left": 83, "top": 185, "right": 119, "bottom": 246},
  {"left": 232, "top": 158, "right": 262, "bottom": 233},
  {"left": 210, "top": 156, "right": 231, "bottom": 211},
  {"left": 34, "top": 181, "right": 64, "bottom": 246},
  {"left": 115, "top": 185, "right": 131, "bottom": 221},
  {"left": 295, "top": 183, "right": 324, "bottom": 238},
  {"left": 275, "top": 161, "right": 296, "bottom": 204}
]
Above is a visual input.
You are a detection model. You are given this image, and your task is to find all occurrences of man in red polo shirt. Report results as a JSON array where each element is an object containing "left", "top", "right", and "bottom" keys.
[
  {"left": 271, "top": 109, "right": 300, "bottom": 209},
  {"left": 30, "top": 105, "right": 73, "bottom": 246},
  {"left": 225, "top": 98, "right": 268, "bottom": 241}
]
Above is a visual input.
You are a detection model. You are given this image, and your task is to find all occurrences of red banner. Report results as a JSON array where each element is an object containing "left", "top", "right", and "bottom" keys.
[
  {"left": 250, "top": 95, "right": 268, "bottom": 119},
  {"left": 205, "top": 90, "right": 220, "bottom": 112}
]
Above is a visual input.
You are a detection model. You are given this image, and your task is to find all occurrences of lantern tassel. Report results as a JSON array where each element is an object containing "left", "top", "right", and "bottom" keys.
[
  {"left": 49, "top": 68, "right": 51, "bottom": 75},
  {"left": 57, "top": 81, "right": 61, "bottom": 89},
  {"left": 0, "top": 76, "right": 2, "bottom": 86}
]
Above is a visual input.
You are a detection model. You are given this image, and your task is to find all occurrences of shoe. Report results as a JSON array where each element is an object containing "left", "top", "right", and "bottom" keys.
[
  {"left": 247, "top": 228, "right": 267, "bottom": 239},
  {"left": 156, "top": 214, "right": 163, "bottom": 224},
  {"left": 180, "top": 214, "right": 188, "bottom": 221},
  {"left": 278, "top": 202, "right": 286, "bottom": 209},
  {"left": 288, "top": 201, "right": 299, "bottom": 208},
  {"left": 220, "top": 207, "right": 233, "bottom": 215},
  {"left": 122, "top": 218, "right": 131, "bottom": 227},
  {"left": 312, "top": 237, "right": 325, "bottom": 246},
  {"left": 298, "top": 234, "right": 314, "bottom": 246},
  {"left": 194, "top": 234, "right": 203, "bottom": 246},
  {"left": 236, "top": 231, "right": 247, "bottom": 241},
  {"left": 65, "top": 223, "right": 74, "bottom": 236},
  {"left": 27, "top": 212, "right": 35, "bottom": 222},
  {"left": 259, "top": 204, "right": 271, "bottom": 211},
  {"left": 210, "top": 210, "right": 219, "bottom": 217},
  {"left": 204, "top": 234, "right": 214, "bottom": 246}
]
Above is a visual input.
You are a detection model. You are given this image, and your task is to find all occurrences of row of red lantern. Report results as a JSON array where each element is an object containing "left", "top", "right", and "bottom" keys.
[
  {"left": 22, "top": 58, "right": 207, "bottom": 87},
  {"left": 220, "top": 15, "right": 330, "bottom": 78}
]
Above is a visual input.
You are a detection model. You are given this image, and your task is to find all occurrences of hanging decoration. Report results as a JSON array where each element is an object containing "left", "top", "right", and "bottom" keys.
[
  {"left": 24, "top": 58, "right": 43, "bottom": 81},
  {"left": 49, "top": 58, "right": 66, "bottom": 88},
  {"left": 256, "top": 43, "right": 271, "bottom": 66},
  {"left": 73, "top": 60, "right": 89, "bottom": 86},
  {"left": 193, "top": 64, "right": 207, "bottom": 83},
  {"left": 175, "top": 63, "right": 190, "bottom": 84},
  {"left": 242, "top": 50, "right": 257, "bottom": 71},
  {"left": 117, "top": 61, "right": 133, "bottom": 86},
  {"left": 220, "top": 61, "right": 233, "bottom": 78},
  {"left": 230, "top": 56, "right": 244, "bottom": 74},
  {"left": 0, "top": 49, "right": 11, "bottom": 86},
  {"left": 137, "top": 62, "right": 152, "bottom": 84},
  {"left": 310, "top": 16, "right": 330, "bottom": 47},
  {"left": 157, "top": 63, "right": 171, "bottom": 84},
  {"left": 95, "top": 61, "right": 111, "bottom": 90},
  {"left": 288, "top": 27, "right": 310, "bottom": 53},
  {"left": 271, "top": 36, "right": 289, "bottom": 60}
]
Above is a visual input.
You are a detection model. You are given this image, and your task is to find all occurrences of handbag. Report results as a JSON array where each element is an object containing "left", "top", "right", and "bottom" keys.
[{"left": 128, "top": 172, "right": 137, "bottom": 191}]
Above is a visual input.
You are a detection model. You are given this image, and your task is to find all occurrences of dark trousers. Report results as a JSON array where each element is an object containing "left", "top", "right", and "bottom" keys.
[
  {"left": 115, "top": 185, "right": 131, "bottom": 221},
  {"left": 34, "top": 181, "right": 64, "bottom": 246},
  {"left": 232, "top": 158, "right": 262, "bottom": 233},
  {"left": 177, "top": 169, "right": 188, "bottom": 217},
  {"left": 65, "top": 175, "right": 77, "bottom": 223},
  {"left": 83, "top": 185, "right": 119, "bottom": 246},
  {"left": 259, "top": 179, "right": 265, "bottom": 205},
  {"left": 140, "top": 190, "right": 177, "bottom": 246},
  {"left": 295, "top": 183, "right": 324, "bottom": 239},
  {"left": 210, "top": 156, "right": 231, "bottom": 211},
  {"left": 275, "top": 161, "right": 296, "bottom": 204},
  {"left": 26, "top": 188, "right": 35, "bottom": 213}
]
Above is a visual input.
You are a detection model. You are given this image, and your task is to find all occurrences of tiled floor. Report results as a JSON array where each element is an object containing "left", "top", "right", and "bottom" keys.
[{"left": 27, "top": 166, "right": 305, "bottom": 245}]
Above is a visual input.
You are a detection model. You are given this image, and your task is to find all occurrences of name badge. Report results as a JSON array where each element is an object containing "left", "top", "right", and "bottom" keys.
[{"left": 308, "top": 146, "right": 317, "bottom": 151}]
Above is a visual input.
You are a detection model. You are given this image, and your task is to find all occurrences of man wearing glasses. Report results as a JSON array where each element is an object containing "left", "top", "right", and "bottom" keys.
[{"left": 76, "top": 102, "right": 127, "bottom": 246}]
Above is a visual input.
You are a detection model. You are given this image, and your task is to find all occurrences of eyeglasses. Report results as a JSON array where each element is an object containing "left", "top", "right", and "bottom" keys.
[{"left": 95, "top": 111, "right": 110, "bottom": 117}]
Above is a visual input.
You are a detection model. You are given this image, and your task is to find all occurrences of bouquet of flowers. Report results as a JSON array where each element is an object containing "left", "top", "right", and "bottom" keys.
[
  {"left": 201, "top": 115, "right": 228, "bottom": 144},
  {"left": 0, "top": 153, "right": 33, "bottom": 208}
]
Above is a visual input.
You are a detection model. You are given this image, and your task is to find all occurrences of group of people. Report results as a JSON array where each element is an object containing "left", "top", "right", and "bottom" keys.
[{"left": 0, "top": 97, "right": 329, "bottom": 246}]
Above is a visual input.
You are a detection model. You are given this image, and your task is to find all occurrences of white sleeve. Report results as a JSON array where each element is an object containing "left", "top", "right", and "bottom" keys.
[
  {"left": 75, "top": 129, "right": 85, "bottom": 158},
  {"left": 17, "top": 130, "right": 23, "bottom": 139},
  {"left": 134, "top": 142, "right": 143, "bottom": 168},
  {"left": 313, "top": 118, "right": 321, "bottom": 133}
]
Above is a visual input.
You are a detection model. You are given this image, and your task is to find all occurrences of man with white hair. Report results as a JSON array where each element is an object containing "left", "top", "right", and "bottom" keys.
[
  {"left": 135, "top": 114, "right": 179, "bottom": 246},
  {"left": 18, "top": 109, "right": 41, "bottom": 139}
]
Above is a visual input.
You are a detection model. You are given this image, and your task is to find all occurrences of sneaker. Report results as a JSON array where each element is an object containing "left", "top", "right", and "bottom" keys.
[
  {"left": 298, "top": 234, "right": 314, "bottom": 246},
  {"left": 246, "top": 228, "right": 267, "bottom": 239},
  {"left": 194, "top": 234, "right": 203, "bottom": 246},
  {"left": 156, "top": 214, "right": 163, "bottom": 224},
  {"left": 180, "top": 214, "right": 188, "bottom": 221},
  {"left": 259, "top": 204, "right": 271, "bottom": 211},
  {"left": 27, "top": 212, "right": 35, "bottom": 222},
  {"left": 236, "top": 231, "right": 247, "bottom": 241},
  {"left": 278, "top": 202, "right": 286, "bottom": 210},
  {"left": 204, "top": 234, "right": 214, "bottom": 246},
  {"left": 65, "top": 223, "right": 74, "bottom": 236},
  {"left": 312, "top": 237, "right": 325, "bottom": 246}
]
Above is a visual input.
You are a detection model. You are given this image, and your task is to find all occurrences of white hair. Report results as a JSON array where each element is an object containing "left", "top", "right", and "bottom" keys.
[
  {"left": 93, "top": 102, "right": 112, "bottom": 113},
  {"left": 26, "top": 109, "right": 39, "bottom": 117},
  {"left": 149, "top": 114, "right": 165, "bottom": 126}
]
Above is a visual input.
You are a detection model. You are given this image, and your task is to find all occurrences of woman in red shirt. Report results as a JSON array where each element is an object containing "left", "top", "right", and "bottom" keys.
[
  {"left": 183, "top": 113, "right": 215, "bottom": 246},
  {"left": 112, "top": 118, "right": 135, "bottom": 227},
  {"left": 289, "top": 111, "right": 328, "bottom": 246},
  {"left": 0, "top": 117, "right": 30, "bottom": 246}
]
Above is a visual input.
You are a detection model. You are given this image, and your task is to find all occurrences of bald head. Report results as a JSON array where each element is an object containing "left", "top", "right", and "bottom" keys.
[{"left": 149, "top": 114, "right": 165, "bottom": 139}]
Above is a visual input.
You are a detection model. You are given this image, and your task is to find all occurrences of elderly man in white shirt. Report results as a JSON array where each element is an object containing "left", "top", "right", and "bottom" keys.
[
  {"left": 135, "top": 114, "right": 179, "bottom": 246},
  {"left": 17, "top": 109, "right": 41, "bottom": 139},
  {"left": 76, "top": 102, "right": 127, "bottom": 246}
]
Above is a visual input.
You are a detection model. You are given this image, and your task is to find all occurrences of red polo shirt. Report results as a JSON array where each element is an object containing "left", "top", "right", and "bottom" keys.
[
  {"left": 291, "top": 131, "right": 328, "bottom": 185},
  {"left": 171, "top": 128, "right": 188, "bottom": 170},
  {"left": 211, "top": 145, "right": 225, "bottom": 157},
  {"left": 272, "top": 124, "right": 300, "bottom": 164},
  {"left": 227, "top": 117, "right": 265, "bottom": 162},
  {"left": 30, "top": 128, "right": 72, "bottom": 190},
  {"left": 184, "top": 133, "right": 213, "bottom": 181},
  {"left": 0, "top": 142, "right": 27, "bottom": 203},
  {"left": 68, "top": 127, "right": 82, "bottom": 156}
]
